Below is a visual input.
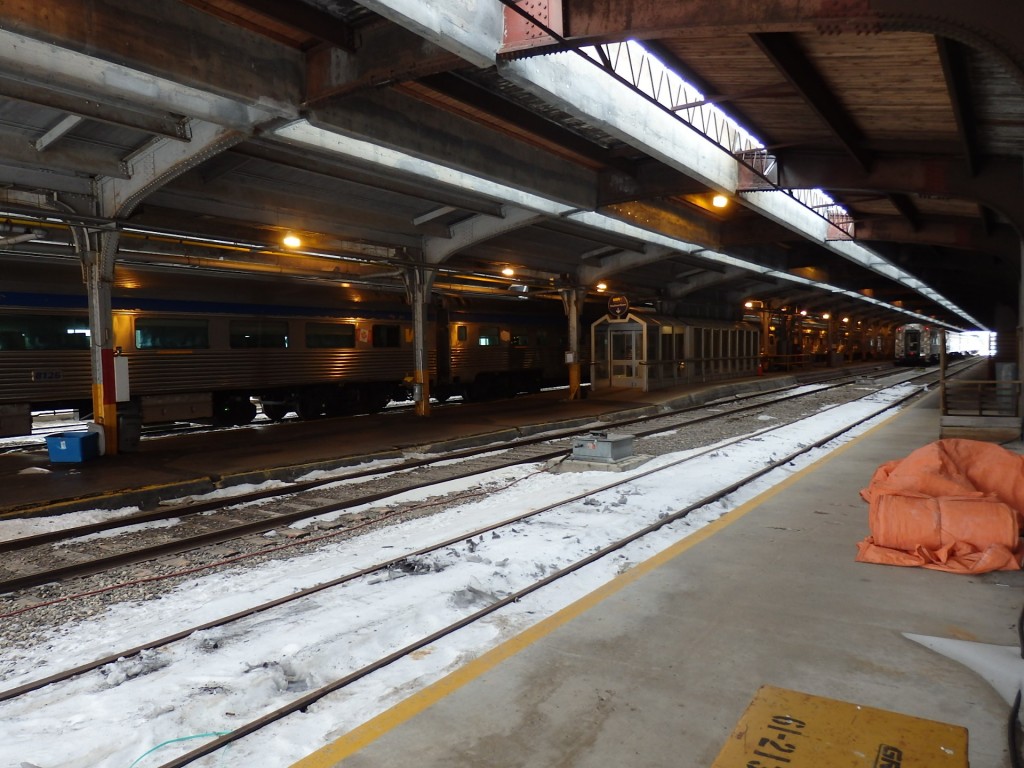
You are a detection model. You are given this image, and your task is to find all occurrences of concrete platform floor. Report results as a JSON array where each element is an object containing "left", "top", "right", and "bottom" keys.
[{"left": 292, "top": 394, "right": 1023, "bottom": 768}]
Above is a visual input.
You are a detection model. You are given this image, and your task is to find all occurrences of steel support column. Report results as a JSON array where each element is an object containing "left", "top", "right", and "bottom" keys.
[
  {"left": 83, "top": 241, "right": 118, "bottom": 454},
  {"left": 561, "top": 286, "right": 587, "bottom": 400},
  {"left": 89, "top": 119, "right": 245, "bottom": 454},
  {"left": 405, "top": 264, "right": 436, "bottom": 417}
]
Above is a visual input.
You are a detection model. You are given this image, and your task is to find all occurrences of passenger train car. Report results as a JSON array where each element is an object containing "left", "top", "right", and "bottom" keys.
[
  {"left": 894, "top": 323, "right": 942, "bottom": 365},
  {"left": 0, "top": 260, "right": 571, "bottom": 437}
]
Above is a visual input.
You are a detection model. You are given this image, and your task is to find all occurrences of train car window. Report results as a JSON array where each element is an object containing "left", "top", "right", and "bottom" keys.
[
  {"left": 0, "top": 315, "right": 90, "bottom": 350},
  {"left": 306, "top": 322, "right": 356, "bottom": 349},
  {"left": 0, "top": 329, "right": 26, "bottom": 350},
  {"left": 478, "top": 326, "right": 500, "bottom": 346},
  {"left": 456, "top": 325, "right": 468, "bottom": 343},
  {"left": 511, "top": 334, "right": 530, "bottom": 346},
  {"left": 371, "top": 324, "right": 401, "bottom": 348},
  {"left": 135, "top": 318, "right": 209, "bottom": 350},
  {"left": 229, "top": 319, "right": 289, "bottom": 348}
]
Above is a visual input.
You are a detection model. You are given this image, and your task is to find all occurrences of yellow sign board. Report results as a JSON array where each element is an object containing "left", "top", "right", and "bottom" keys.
[{"left": 711, "top": 686, "right": 968, "bottom": 768}]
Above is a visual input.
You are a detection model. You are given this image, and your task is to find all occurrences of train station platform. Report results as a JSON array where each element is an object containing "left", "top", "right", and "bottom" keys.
[
  {"left": 0, "top": 369, "right": 820, "bottom": 516},
  {"left": 289, "top": 391, "right": 1022, "bottom": 768}
]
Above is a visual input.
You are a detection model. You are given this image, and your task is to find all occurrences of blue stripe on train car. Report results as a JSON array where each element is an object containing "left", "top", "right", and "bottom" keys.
[{"left": 0, "top": 291, "right": 416, "bottom": 321}]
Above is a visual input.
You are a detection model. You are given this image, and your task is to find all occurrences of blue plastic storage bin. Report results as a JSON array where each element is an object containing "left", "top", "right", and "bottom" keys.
[{"left": 46, "top": 431, "right": 100, "bottom": 463}]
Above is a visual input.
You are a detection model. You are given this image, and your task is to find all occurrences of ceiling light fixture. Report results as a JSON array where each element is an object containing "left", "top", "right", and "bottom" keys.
[
  {"left": 712, "top": 194, "right": 729, "bottom": 208},
  {"left": 501, "top": 266, "right": 515, "bottom": 277},
  {"left": 283, "top": 234, "right": 302, "bottom": 248}
]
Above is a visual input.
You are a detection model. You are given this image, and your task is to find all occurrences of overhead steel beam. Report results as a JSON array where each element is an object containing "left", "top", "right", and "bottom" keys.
[
  {"left": 412, "top": 206, "right": 458, "bottom": 227},
  {"left": 234, "top": 142, "right": 507, "bottom": 218},
  {"left": 778, "top": 151, "right": 1024, "bottom": 236},
  {"left": 602, "top": 201, "right": 721, "bottom": 250},
  {"left": 424, "top": 207, "right": 545, "bottom": 265},
  {"left": 886, "top": 193, "right": 922, "bottom": 232},
  {"left": 499, "top": 0, "right": 1024, "bottom": 86},
  {"left": 305, "top": 88, "right": 599, "bottom": 209},
  {"left": 719, "top": 215, "right": 804, "bottom": 248},
  {"left": 0, "top": 74, "right": 191, "bottom": 141},
  {"left": 0, "top": 125, "right": 128, "bottom": 179},
  {"left": 0, "top": 165, "right": 93, "bottom": 196},
  {"left": 856, "top": 215, "right": 1019, "bottom": 257},
  {"left": 272, "top": 119, "right": 576, "bottom": 218},
  {"left": 751, "top": 32, "right": 872, "bottom": 172},
  {"left": 0, "top": 0, "right": 303, "bottom": 113},
  {"left": 663, "top": 266, "right": 747, "bottom": 299},
  {"left": 412, "top": 72, "right": 621, "bottom": 169},
  {"left": 577, "top": 245, "right": 674, "bottom": 284},
  {"left": 936, "top": 36, "right": 980, "bottom": 176},
  {"left": 0, "top": 30, "right": 292, "bottom": 131},
  {"left": 96, "top": 120, "right": 246, "bottom": 221},
  {"left": 497, "top": 48, "right": 980, "bottom": 326},
  {"left": 305, "top": 26, "right": 464, "bottom": 102},
  {"left": 228, "top": 0, "right": 358, "bottom": 51},
  {"left": 598, "top": 160, "right": 710, "bottom": 205},
  {"left": 145, "top": 186, "right": 423, "bottom": 250},
  {"left": 358, "top": 0, "right": 502, "bottom": 68},
  {"left": 34, "top": 115, "right": 83, "bottom": 152}
]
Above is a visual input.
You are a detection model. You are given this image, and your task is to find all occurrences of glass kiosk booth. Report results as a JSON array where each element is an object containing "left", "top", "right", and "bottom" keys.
[{"left": 590, "top": 310, "right": 760, "bottom": 392}]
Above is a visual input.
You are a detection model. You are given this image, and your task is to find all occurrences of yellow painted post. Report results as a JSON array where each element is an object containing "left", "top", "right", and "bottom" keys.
[
  {"left": 568, "top": 360, "right": 581, "bottom": 400},
  {"left": 414, "top": 369, "right": 431, "bottom": 417},
  {"left": 94, "top": 349, "right": 119, "bottom": 455}
]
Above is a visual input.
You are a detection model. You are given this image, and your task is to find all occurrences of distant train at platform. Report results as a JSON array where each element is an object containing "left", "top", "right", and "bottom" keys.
[
  {"left": 894, "top": 323, "right": 942, "bottom": 365},
  {"left": 1, "top": 259, "right": 788, "bottom": 441},
  {"left": 0, "top": 260, "right": 572, "bottom": 438}
]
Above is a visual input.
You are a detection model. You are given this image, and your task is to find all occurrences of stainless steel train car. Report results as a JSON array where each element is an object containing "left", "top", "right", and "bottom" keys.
[
  {"left": 894, "top": 323, "right": 942, "bottom": 365},
  {"left": 0, "top": 260, "right": 571, "bottom": 437}
]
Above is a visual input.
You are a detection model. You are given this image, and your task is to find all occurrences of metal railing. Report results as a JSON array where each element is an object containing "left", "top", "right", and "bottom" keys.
[{"left": 941, "top": 380, "right": 1022, "bottom": 418}]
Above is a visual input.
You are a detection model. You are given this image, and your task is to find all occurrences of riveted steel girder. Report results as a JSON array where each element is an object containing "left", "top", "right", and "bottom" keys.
[
  {"left": 0, "top": 0, "right": 302, "bottom": 117},
  {"left": 778, "top": 152, "right": 1024, "bottom": 236},
  {"left": 306, "top": 89, "right": 600, "bottom": 210},
  {"left": 501, "top": 0, "right": 1024, "bottom": 84}
]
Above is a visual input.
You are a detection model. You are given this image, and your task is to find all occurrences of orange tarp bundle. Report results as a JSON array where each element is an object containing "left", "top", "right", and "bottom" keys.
[{"left": 857, "top": 439, "right": 1024, "bottom": 573}]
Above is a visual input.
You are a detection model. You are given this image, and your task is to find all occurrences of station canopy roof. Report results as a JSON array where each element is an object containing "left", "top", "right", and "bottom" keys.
[{"left": 0, "top": 1, "right": 1021, "bottom": 333}]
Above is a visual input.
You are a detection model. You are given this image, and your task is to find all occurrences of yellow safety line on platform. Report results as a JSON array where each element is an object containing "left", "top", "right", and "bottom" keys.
[{"left": 290, "top": 404, "right": 914, "bottom": 768}]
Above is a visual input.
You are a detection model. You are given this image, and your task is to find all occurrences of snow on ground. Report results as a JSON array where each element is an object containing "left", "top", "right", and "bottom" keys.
[{"left": 0, "top": 387, "right": 914, "bottom": 768}]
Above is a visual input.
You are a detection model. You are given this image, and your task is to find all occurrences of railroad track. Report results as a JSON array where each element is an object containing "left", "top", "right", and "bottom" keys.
[
  {"left": 0, "top": 361, "right": 974, "bottom": 596},
  {"left": 0, "top": 369, "right": 952, "bottom": 768}
]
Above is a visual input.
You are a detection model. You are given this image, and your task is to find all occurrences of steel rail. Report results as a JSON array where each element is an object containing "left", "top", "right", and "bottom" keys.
[
  {"left": 151, "top": 374, "right": 930, "bottom": 768},
  {"left": 0, "top": 362, "right": 968, "bottom": 593},
  {"left": 0, "top": 362, "right": 910, "bottom": 546},
  {"left": 0, "top": 378, "right": 927, "bottom": 709}
]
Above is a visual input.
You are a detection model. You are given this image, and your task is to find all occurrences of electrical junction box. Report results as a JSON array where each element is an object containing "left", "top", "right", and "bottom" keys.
[
  {"left": 571, "top": 432, "right": 634, "bottom": 462},
  {"left": 46, "top": 430, "right": 100, "bottom": 463}
]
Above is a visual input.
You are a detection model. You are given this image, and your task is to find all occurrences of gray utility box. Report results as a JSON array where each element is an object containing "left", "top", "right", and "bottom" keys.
[{"left": 571, "top": 432, "right": 634, "bottom": 462}]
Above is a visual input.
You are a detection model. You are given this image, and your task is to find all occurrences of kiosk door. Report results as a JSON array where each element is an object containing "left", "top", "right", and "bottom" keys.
[{"left": 609, "top": 326, "right": 641, "bottom": 388}]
